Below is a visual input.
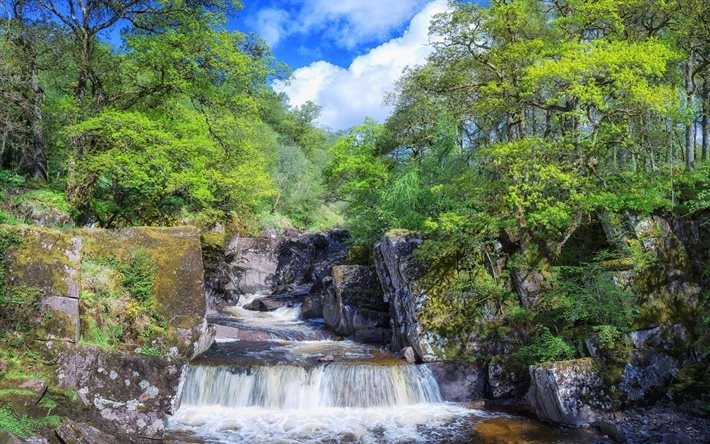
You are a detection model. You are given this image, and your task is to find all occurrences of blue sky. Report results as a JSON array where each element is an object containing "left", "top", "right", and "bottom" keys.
[{"left": 229, "top": 0, "right": 451, "bottom": 130}]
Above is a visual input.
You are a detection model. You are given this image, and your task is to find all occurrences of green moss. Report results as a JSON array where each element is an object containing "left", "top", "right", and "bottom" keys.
[
  {"left": 0, "top": 406, "right": 59, "bottom": 439},
  {"left": 79, "top": 247, "right": 166, "bottom": 350}
]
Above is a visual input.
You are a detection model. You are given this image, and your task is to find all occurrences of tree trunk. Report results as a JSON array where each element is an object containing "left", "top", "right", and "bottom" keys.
[
  {"left": 30, "top": 61, "right": 47, "bottom": 180},
  {"left": 76, "top": 35, "right": 91, "bottom": 104},
  {"left": 703, "top": 80, "right": 708, "bottom": 161},
  {"left": 685, "top": 52, "right": 695, "bottom": 169}
]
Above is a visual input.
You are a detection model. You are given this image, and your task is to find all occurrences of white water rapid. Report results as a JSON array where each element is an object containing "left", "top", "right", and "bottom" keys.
[{"left": 166, "top": 291, "right": 596, "bottom": 443}]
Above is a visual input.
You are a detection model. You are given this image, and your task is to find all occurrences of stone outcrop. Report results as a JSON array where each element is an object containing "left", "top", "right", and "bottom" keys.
[
  {"left": 374, "top": 232, "right": 443, "bottom": 361},
  {"left": 322, "top": 265, "right": 390, "bottom": 343},
  {"left": 53, "top": 344, "right": 184, "bottom": 440},
  {"left": 3, "top": 224, "right": 213, "bottom": 359},
  {"left": 423, "top": 362, "right": 487, "bottom": 402},
  {"left": 525, "top": 358, "right": 608, "bottom": 427},
  {"left": 207, "top": 229, "right": 348, "bottom": 309},
  {"left": 1, "top": 224, "right": 214, "bottom": 441}
]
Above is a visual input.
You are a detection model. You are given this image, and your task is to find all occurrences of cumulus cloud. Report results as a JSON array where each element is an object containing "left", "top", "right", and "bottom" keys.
[
  {"left": 274, "top": 1, "right": 448, "bottom": 130},
  {"left": 250, "top": 7, "right": 291, "bottom": 47},
  {"left": 248, "top": 0, "right": 427, "bottom": 49}
]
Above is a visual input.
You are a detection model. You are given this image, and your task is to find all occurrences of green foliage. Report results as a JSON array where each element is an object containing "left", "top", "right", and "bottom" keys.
[
  {"left": 0, "top": 171, "right": 25, "bottom": 186},
  {"left": 0, "top": 406, "right": 59, "bottom": 438},
  {"left": 512, "top": 327, "right": 575, "bottom": 365},
  {"left": 64, "top": 109, "right": 275, "bottom": 227},
  {"left": 541, "top": 260, "right": 636, "bottom": 329},
  {"left": 80, "top": 250, "right": 164, "bottom": 349},
  {"left": 114, "top": 249, "right": 156, "bottom": 304}
]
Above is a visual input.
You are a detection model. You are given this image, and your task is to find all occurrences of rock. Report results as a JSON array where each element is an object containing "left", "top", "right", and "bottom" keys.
[
  {"left": 81, "top": 226, "right": 212, "bottom": 359},
  {"left": 511, "top": 265, "right": 549, "bottom": 311},
  {"left": 374, "top": 233, "right": 442, "bottom": 361},
  {"left": 2, "top": 225, "right": 213, "bottom": 359},
  {"left": 0, "top": 378, "right": 47, "bottom": 414},
  {"left": 0, "top": 431, "right": 23, "bottom": 444},
  {"left": 225, "top": 237, "right": 281, "bottom": 293},
  {"left": 487, "top": 357, "right": 521, "bottom": 399},
  {"left": 309, "top": 230, "right": 349, "bottom": 292},
  {"left": 243, "top": 292, "right": 304, "bottom": 312},
  {"left": 4, "top": 225, "right": 82, "bottom": 343},
  {"left": 54, "top": 343, "right": 185, "bottom": 439},
  {"left": 55, "top": 417, "right": 119, "bottom": 444},
  {"left": 423, "top": 362, "right": 487, "bottom": 402},
  {"left": 301, "top": 293, "right": 323, "bottom": 319},
  {"left": 15, "top": 199, "right": 75, "bottom": 228},
  {"left": 220, "top": 230, "right": 348, "bottom": 298},
  {"left": 400, "top": 346, "right": 417, "bottom": 364},
  {"left": 525, "top": 358, "right": 607, "bottom": 427},
  {"left": 595, "top": 420, "right": 627, "bottom": 443},
  {"left": 322, "top": 265, "right": 390, "bottom": 343}
]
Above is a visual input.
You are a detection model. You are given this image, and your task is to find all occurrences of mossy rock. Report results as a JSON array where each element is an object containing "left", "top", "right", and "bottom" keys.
[
  {"left": 79, "top": 227, "right": 208, "bottom": 356},
  {"left": 2, "top": 224, "right": 81, "bottom": 343},
  {"left": 2, "top": 225, "right": 211, "bottom": 358}
]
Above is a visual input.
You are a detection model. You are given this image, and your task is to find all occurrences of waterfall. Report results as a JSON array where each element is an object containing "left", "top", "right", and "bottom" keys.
[{"left": 180, "top": 363, "right": 442, "bottom": 410}]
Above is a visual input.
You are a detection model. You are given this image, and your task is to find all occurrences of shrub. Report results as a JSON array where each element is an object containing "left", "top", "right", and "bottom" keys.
[{"left": 512, "top": 327, "right": 575, "bottom": 365}]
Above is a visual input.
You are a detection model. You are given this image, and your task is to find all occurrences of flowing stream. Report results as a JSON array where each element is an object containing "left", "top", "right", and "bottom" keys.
[{"left": 166, "top": 292, "right": 601, "bottom": 443}]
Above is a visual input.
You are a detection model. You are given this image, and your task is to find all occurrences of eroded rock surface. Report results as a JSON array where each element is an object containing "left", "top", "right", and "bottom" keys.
[
  {"left": 526, "top": 358, "right": 608, "bottom": 427},
  {"left": 322, "top": 265, "right": 390, "bottom": 343},
  {"left": 423, "top": 362, "right": 487, "bottom": 402},
  {"left": 54, "top": 344, "right": 184, "bottom": 440},
  {"left": 374, "top": 233, "right": 443, "bottom": 361}
]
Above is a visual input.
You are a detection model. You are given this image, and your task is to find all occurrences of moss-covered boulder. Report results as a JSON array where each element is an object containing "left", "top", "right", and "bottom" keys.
[
  {"left": 1, "top": 224, "right": 213, "bottom": 358},
  {"left": 79, "top": 226, "right": 212, "bottom": 358},
  {"left": 3, "top": 225, "right": 82, "bottom": 343},
  {"left": 525, "top": 358, "right": 610, "bottom": 427}
]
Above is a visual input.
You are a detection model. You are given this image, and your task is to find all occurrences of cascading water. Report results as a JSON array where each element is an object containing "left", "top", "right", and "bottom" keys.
[
  {"left": 168, "top": 291, "right": 599, "bottom": 443},
  {"left": 167, "top": 291, "right": 482, "bottom": 443},
  {"left": 180, "top": 363, "right": 442, "bottom": 409}
]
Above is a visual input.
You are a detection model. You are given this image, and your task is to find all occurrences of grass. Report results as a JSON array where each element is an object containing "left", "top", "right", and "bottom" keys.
[{"left": 0, "top": 406, "right": 60, "bottom": 438}]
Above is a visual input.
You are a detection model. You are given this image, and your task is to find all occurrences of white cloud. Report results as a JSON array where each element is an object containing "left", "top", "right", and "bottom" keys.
[
  {"left": 250, "top": 7, "right": 291, "bottom": 47},
  {"left": 248, "top": 0, "right": 428, "bottom": 50},
  {"left": 274, "top": 1, "right": 448, "bottom": 130}
]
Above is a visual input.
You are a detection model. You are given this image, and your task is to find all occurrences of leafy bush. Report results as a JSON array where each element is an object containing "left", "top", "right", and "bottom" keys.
[
  {"left": 541, "top": 259, "right": 636, "bottom": 330},
  {"left": 512, "top": 327, "right": 575, "bottom": 365}
]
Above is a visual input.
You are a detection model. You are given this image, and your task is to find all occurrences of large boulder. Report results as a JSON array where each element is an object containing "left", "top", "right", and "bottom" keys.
[
  {"left": 322, "top": 265, "right": 390, "bottom": 343},
  {"left": 374, "top": 233, "right": 443, "bottom": 361},
  {"left": 4, "top": 225, "right": 82, "bottom": 343},
  {"left": 525, "top": 358, "right": 610, "bottom": 427},
  {"left": 81, "top": 227, "right": 212, "bottom": 358},
  {"left": 423, "top": 362, "right": 487, "bottom": 402},
  {"left": 2, "top": 225, "right": 213, "bottom": 359},
  {"left": 53, "top": 344, "right": 184, "bottom": 440},
  {"left": 220, "top": 230, "right": 348, "bottom": 298}
]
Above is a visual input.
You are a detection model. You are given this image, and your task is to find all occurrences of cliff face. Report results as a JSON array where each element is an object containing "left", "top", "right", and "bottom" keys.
[
  {"left": 0, "top": 224, "right": 214, "bottom": 439},
  {"left": 370, "top": 212, "right": 708, "bottom": 426},
  {"left": 374, "top": 232, "right": 444, "bottom": 362}
]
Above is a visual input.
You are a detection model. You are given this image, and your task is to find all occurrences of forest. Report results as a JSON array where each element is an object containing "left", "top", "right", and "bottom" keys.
[{"left": 0, "top": 0, "right": 709, "bottom": 439}]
